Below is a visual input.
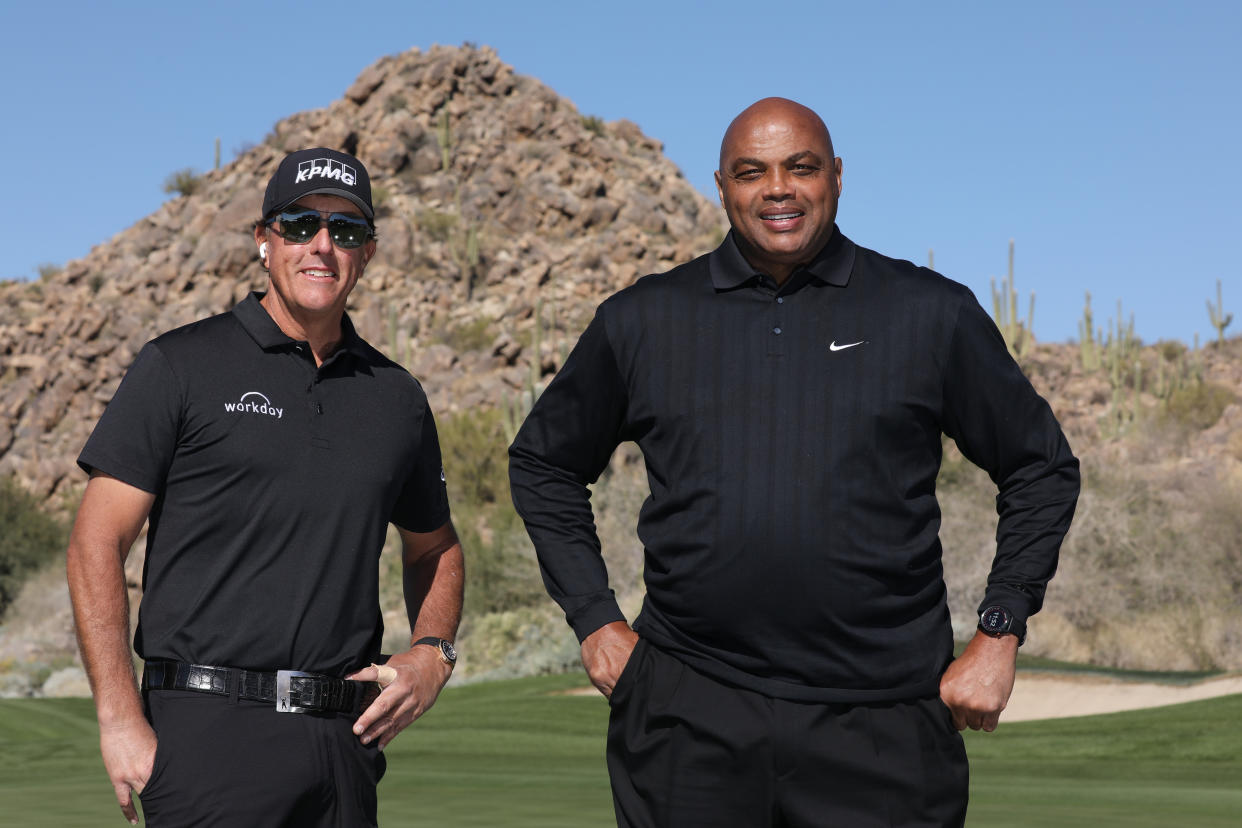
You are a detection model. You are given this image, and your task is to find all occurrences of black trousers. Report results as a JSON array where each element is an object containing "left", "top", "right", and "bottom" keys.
[
  {"left": 138, "top": 689, "right": 386, "bottom": 827},
  {"left": 607, "top": 639, "right": 969, "bottom": 828}
]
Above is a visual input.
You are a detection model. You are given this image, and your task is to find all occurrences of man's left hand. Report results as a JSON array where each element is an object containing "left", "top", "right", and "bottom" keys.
[
  {"left": 346, "top": 645, "right": 452, "bottom": 750},
  {"left": 939, "top": 629, "right": 1019, "bottom": 732}
]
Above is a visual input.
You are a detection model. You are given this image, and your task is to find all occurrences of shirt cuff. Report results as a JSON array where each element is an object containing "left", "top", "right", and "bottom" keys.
[
  {"left": 978, "top": 585, "right": 1036, "bottom": 623},
  {"left": 567, "top": 596, "right": 627, "bottom": 643}
]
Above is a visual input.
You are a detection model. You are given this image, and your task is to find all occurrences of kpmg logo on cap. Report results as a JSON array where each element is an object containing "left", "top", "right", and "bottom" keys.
[{"left": 295, "top": 158, "right": 357, "bottom": 188}]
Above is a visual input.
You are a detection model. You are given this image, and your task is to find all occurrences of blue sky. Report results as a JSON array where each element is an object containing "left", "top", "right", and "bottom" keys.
[{"left": 3, "top": 0, "right": 1238, "bottom": 345}]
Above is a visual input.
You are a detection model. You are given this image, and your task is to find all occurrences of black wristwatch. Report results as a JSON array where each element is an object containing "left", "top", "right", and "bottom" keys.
[
  {"left": 978, "top": 606, "right": 1026, "bottom": 645},
  {"left": 414, "top": 636, "right": 458, "bottom": 666}
]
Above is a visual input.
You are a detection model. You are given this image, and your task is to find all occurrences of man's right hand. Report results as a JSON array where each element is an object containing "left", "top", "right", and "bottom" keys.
[
  {"left": 99, "top": 719, "right": 158, "bottom": 825},
  {"left": 66, "top": 473, "right": 159, "bottom": 825},
  {"left": 580, "top": 621, "right": 639, "bottom": 698}
]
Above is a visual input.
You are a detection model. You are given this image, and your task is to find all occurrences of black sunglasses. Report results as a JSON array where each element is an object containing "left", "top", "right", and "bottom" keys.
[{"left": 266, "top": 208, "right": 373, "bottom": 249}]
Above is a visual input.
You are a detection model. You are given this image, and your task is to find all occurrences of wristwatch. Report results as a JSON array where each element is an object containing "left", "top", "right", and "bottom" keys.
[
  {"left": 978, "top": 606, "right": 1026, "bottom": 645},
  {"left": 414, "top": 636, "right": 458, "bottom": 667}
]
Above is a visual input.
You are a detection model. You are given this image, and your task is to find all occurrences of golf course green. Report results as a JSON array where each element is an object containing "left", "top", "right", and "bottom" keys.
[{"left": 1, "top": 672, "right": 1238, "bottom": 827}]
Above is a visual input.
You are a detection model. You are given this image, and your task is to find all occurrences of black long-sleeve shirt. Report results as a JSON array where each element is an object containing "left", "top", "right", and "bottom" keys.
[{"left": 509, "top": 227, "right": 1079, "bottom": 702}]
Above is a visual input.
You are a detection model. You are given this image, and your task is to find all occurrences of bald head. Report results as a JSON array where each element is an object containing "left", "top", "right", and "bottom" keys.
[
  {"left": 713, "top": 97, "right": 843, "bottom": 284},
  {"left": 718, "top": 97, "right": 834, "bottom": 172}
]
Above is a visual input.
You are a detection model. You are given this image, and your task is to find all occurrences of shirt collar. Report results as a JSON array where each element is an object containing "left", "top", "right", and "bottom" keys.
[
  {"left": 708, "top": 225, "right": 856, "bottom": 291},
  {"left": 231, "top": 291, "right": 368, "bottom": 360}
]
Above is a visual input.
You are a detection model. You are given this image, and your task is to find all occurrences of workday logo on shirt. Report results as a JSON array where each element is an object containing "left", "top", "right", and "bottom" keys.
[{"left": 224, "top": 391, "right": 284, "bottom": 420}]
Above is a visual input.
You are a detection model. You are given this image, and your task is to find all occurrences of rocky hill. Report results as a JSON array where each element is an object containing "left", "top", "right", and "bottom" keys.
[
  {"left": 1, "top": 45, "right": 1240, "bottom": 695},
  {"left": 0, "top": 44, "right": 724, "bottom": 501}
]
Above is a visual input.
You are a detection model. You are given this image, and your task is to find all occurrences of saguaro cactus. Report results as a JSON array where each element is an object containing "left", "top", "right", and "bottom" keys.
[
  {"left": 438, "top": 108, "right": 452, "bottom": 172},
  {"left": 1206, "top": 279, "right": 1232, "bottom": 345},
  {"left": 989, "top": 240, "right": 1036, "bottom": 359},
  {"left": 1078, "top": 291, "right": 1097, "bottom": 371}
]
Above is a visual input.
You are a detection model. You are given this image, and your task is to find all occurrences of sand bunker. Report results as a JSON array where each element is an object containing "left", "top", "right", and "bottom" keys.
[
  {"left": 1002, "top": 672, "right": 1242, "bottom": 722},
  {"left": 560, "top": 672, "right": 1242, "bottom": 723}
]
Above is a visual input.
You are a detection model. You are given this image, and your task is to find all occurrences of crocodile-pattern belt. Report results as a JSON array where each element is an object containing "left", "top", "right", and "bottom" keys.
[{"left": 141, "top": 660, "right": 364, "bottom": 714}]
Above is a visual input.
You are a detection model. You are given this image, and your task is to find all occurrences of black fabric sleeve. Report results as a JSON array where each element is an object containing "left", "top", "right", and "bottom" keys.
[
  {"left": 508, "top": 306, "right": 631, "bottom": 641},
  {"left": 390, "top": 404, "right": 451, "bottom": 533},
  {"left": 940, "top": 294, "right": 1081, "bottom": 627},
  {"left": 77, "top": 342, "right": 182, "bottom": 494}
]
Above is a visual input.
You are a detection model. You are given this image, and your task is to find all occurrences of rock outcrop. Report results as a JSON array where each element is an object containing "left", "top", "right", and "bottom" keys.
[{"left": 0, "top": 44, "right": 725, "bottom": 499}]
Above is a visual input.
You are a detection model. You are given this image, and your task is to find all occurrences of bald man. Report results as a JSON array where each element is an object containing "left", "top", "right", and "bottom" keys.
[{"left": 510, "top": 98, "right": 1079, "bottom": 827}]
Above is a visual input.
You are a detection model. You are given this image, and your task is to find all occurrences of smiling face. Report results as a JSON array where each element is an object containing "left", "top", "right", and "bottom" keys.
[
  {"left": 714, "top": 98, "right": 843, "bottom": 284},
  {"left": 254, "top": 193, "right": 375, "bottom": 338}
]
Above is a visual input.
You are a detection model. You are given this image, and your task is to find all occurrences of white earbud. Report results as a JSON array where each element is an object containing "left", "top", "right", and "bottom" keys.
[{"left": 258, "top": 242, "right": 268, "bottom": 260}]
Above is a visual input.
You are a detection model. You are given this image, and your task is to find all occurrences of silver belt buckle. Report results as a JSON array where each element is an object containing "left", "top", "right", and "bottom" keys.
[{"left": 275, "top": 670, "right": 316, "bottom": 713}]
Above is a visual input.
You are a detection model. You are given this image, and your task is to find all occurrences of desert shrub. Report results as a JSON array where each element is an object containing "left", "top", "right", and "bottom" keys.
[
  {"left": 438, "top": 407, "right": 509, "bottom": 507},
  {"left": 935, "top": 439, "right": 1002, "bottom": 636},
  {"left": 438, "top": 317, "right": 495, "bottom": 354},
  {"left": 519, "top": 142, "right": 555, "bottom": 162},
  {"left": 457, "top": 507, "right": 545, "bottom": 616},
  {"left": 35, "top": 263, "right": 61, "bottom": 280},
  {"left": 581, "top": 115, "right": 606, "bottom": 137},
  {"left": 0, "top": 477, "right": 69, "bottom": 618},
  {"left": 451, "top": 443, "right": 651, "bottom": 678},
  {"left": 1155, "top": 339, "right": 1188, "bottom": 362},
  {"left": 456, "top": 606, "right": 580, "bottom": 680},
  {"left": 1161, "top": 381, "right": 1236, "bottom": 431},
  {"left": 1037, "top": 460, "right": 1242, "bottom": 670},
  {"left": 438, "top": 408, "right": 546, "bottom": 617},
  {"left": 374, "top": 407, "right": 553, "bottom": 672},
  {"left": 419, "top": 409, "right": 651, "bottom": 677},
  {"left": 162, "top": 167, "right": 203, "bottom": 198},
  {"left": 418, "top": 209, "right": 457, "bottom": 242},
  {"left": 371, "top": 184, "right": 391, "bottom": 210}
]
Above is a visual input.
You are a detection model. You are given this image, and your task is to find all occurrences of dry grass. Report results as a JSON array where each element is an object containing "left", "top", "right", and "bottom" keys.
[
  {"left": 1033, "top": 458, "right": 1242, "bottom": 669},
  {"left": 937, "top": 393, "right": 1242, "bottom": 671}
]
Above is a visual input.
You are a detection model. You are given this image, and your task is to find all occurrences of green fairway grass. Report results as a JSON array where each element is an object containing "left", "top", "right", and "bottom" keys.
[
  {"left": 2, "top": 673, "right": 1238, "bottom": 827},
  {"left": 964, "top": 693, "right": 1242, "bottom": 827}
]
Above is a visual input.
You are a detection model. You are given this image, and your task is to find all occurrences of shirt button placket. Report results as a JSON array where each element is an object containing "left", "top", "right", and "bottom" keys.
[
  {"left": 769, "top": 293, "right": 786, "bottom": 357},
  {"left": 308, "top": 372, "right": 329, "bottom": 449}
]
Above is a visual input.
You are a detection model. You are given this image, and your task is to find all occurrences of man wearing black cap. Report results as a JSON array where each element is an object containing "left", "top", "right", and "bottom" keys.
[{"left": 67, "top": 147, "right": 463, "bottom": 827}]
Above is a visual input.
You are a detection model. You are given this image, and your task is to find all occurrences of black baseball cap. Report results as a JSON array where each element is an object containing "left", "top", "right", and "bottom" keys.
[{"left": 261, "top": 147, "right": 374, "bottom": 222}]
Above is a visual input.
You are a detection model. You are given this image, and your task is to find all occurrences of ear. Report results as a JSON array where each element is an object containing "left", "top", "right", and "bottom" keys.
[
  {"left": 833, "top": 157, "right": 843, "bottom": 196},
  {"left": 714, "top": 170, "right": 725, "bottom": 205},
  {"left": 362, "top": 238, "right": 377, "bottom": 268},
  {"left": 253, "top": 225, "right": 269, "bottom": 268}
]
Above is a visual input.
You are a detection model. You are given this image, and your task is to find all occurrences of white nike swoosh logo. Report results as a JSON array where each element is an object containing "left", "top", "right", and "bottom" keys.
[{"left": 829, "top": 340, "right": 865, "bottom": 352}]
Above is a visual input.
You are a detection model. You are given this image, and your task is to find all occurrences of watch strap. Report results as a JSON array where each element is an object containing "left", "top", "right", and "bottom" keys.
[
  {"left": 414, "top": 636, "right": 457, "bottom": 665},
  {"left": 978, "top": 605, "right": 1027, "bottom": 646}
]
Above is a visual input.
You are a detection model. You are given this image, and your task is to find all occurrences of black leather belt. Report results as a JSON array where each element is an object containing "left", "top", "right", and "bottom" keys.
[{"left": 141, "top": 660, "right": 365, "bottom": 714}]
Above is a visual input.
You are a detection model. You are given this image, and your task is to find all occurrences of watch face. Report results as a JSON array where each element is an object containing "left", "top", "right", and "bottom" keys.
[
  {"left": 980, "top": 606, "right": 1013, "bottom": 634},
  {"left": 440, "top": 640, "right": 458, "bottom": 663}
]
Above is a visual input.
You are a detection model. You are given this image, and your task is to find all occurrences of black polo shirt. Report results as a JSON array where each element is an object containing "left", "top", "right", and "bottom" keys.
[
  {"left": 79, "top": 292, "right": 449, "bottom": 677},
  {"left": 509, "top": 227, "right": 1079, "bottom": 703}
]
